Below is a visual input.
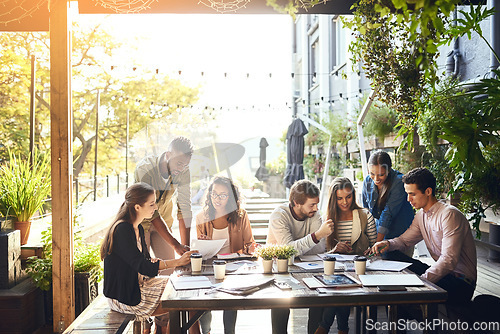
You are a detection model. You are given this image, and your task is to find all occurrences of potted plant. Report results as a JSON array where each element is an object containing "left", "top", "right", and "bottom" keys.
[
  {"left": 26, "top": 225, "right": 103, "bottom": 322},
  {"left": 0, "top": 149, "right": 51, "bottom": 245},
  {"left": 254, "top": 244, "right": 276, "bottom": 274},
  {"left": 274, "top": 245, "right": 297, "bottom": 273}
]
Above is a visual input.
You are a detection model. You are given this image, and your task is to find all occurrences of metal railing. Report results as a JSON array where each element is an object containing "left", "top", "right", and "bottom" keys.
[{"left": 32, "top": 172, "right": 130, "bottom": 221}]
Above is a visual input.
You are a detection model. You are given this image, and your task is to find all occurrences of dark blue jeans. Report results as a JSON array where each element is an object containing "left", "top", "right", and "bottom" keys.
[{"left": 384, "top": 250, "right": 475, "bottom": 303}]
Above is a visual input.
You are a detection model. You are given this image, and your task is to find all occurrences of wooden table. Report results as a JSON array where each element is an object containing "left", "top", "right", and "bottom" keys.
[{"left": 161, "top": 266, "right": 447, "bottom": 334}]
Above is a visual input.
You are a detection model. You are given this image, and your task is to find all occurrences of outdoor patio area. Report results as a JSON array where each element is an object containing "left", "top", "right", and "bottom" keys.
[{"left": 2, "top": 0, "right": 500, "bottom": 333}]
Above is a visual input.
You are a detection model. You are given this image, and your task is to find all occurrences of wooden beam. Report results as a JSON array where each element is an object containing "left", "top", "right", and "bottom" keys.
[
  {"left": 77, "top": 0, "right": 356, "bottom": 14},
  {"left": 50, "top": 0, "right": 74, "bottom": 332}
]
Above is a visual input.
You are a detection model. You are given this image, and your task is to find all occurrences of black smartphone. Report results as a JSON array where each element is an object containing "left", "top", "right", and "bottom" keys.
[{"left": 377, "top": 285, "right": 407, "bottom": 291}]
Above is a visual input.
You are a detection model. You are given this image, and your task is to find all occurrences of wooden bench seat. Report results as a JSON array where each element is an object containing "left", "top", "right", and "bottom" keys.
[{"left": 63, "top": 294, "right": 140, "bottom": 334}]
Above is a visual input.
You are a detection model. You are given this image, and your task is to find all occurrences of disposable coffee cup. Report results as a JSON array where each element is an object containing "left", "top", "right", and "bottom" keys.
[
  {"left": 190, "top": 253, "right": 203, "bottom": 272},
  {"left": 323, "top": 256, "right": 336, "bottom": 276},
  {"left": 354, "top": 255, "right": 367, "bottom": 275},
  {"left": 213, "top": 260, "right": 226, "bottom": 280}
]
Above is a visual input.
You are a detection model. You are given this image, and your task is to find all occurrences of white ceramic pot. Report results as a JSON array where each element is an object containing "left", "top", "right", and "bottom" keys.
[
  {"left": 277, "top": 259, "right": 288, "bottom": 273},
  {"left": 262, "top": 259, "right": 273, "bottom": 274},
  {"left": 288, "top": 255, "right": 295, "bottom": 266}
]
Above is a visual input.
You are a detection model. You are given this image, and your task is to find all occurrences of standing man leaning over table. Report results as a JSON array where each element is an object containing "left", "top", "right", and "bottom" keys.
[
  {"left": 267, "top": 179, "right": 335, "bottom": 334},
  {"left": 134, "top": 137, "right": 194, "bottom": 333},
  {"left": 134, "top": 136, "right": 193, "bottom": 261},
  {"left": 371, "top": 167, "right": 477, "bottom": 303}
]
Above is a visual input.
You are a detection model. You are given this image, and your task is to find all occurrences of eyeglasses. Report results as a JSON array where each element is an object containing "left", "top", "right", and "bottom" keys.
[{"left": 211, "top": 192, "right": 229, "bottom": 201}]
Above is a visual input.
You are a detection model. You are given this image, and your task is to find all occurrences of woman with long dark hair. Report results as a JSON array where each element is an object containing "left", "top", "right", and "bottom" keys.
[
  {"left": 101, "top": 183, "right": 196, "bottom": 334},
  {"left": 362, "top": 150, "right": 414, "bottom": 242},
  {"left": 311, "top": 177, "right": 377, "bottom": 334},
  {"left": 196, "top": 176, "right": 257, "bottom": 334}
]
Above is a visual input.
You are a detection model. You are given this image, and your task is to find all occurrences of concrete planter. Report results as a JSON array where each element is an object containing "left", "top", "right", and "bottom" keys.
[
  {"left": 261, "top": 259, "right": 273, "bottom": 274},
  {"left": 277, "top": 259, "right": 288, "bottom": 273}
]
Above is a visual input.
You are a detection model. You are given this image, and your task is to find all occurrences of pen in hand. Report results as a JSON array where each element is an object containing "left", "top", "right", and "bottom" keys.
[{"left": 368, "top": 244, "right": 387, "bottom": 257}]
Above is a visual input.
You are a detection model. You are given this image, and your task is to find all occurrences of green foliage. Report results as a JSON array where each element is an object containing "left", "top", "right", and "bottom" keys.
[
  {"left": 0, "top": 33, "right": 50, "bottom": 159},
  {"left": 0, "top": 24, "right": 208, "bottom": 180},
  {"left": 457, "top": 143, "right": 500, "bottom": 239},
  {"left": 363, "top": 102, "right": 398, "bottom": 142},
  {"left": 343, "top": 0, "right": 432, "bottom": 132},
  {"left": 26, "top": 220, "right": 103, "bottom": 291},
  {"left": 274, "top": 244, "right": 297, "bottom": 259},
  {"left": 421, "top": 147, "right": 455, "bottom": 199},
  {"left": 0, "top": 148, "right": 51, "bottom": 222},
  {"left": 345, "top": 0, "right": 499, "bottom": 237},
  {"left": 444, "top": 5, "right": 498, "bottom": 65},
  {"left": 74, "top": 242, "right": 102, "bottom": 275},
  {"left": 26, "top": 257, "right": 52, "bottom": 291},
  {"left": 255, "top": 244, "right": 297, "bottom": 260},
  {"left": 324, "top": 113, "right": 355, "bottom": 147},
  {"left": 254, "top": 244, "right": 277, "bottom": 260},
  {"left": 303, "top": 155, "right": 316, "bottom": 179},
  {"left": 266, "top": 152, "right": 286, "bottom": 177},
  {"left": 416, "top": 71, "right": 500, "bottom": 237},
  {"left": 305, "top": 126, "right": 327, "bottom": 147},
  {"left": 265, "top": 0, "right": 327, "bottom": 17}
]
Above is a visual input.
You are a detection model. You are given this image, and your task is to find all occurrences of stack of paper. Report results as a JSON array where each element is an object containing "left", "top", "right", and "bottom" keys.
[
  {"left": 366, "top": 260, "right": 412, "bottom": 272},
  {"left": 323, "top": 253, "right": 358, "bottom": 261},
  {"left": 225, "top": 260, "right": 258, "bottom": 272},
  {"left": 216, "top": 275, "right": 275, "bottom": 295},
  {"left": 217, "top": 253, "right": 253, "bottom": 260},
  {"left": 171, "top": 276, "right": 212, "bottom": 290},
  {"left": 191, "top": 239, "right": 226, "bottom": 260}
]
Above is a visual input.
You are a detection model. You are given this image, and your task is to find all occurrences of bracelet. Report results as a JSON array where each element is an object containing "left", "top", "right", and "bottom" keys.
[{"left": 162, "top": 260, "right": 168, "bottom": 269}]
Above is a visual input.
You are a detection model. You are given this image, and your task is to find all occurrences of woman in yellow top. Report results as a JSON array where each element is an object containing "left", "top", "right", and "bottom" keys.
[{"left": 196, "top": 176, "right": 257, "bottom": 334}]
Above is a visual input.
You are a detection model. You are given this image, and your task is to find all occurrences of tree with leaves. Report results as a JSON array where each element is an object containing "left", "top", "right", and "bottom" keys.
[{"left": 0, "top": 23, "right": 213, "bottom": 181}]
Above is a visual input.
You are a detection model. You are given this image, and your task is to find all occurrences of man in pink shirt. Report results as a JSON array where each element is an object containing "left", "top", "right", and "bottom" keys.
[{"left": 371, "top": 167, "right": 477, "bottom": 303}]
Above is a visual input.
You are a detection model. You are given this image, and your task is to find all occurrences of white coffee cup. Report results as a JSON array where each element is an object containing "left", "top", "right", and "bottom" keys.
[
  {"left": 323, "top": 256, "right": 336, "bottom": 276},
  {"left": 190, "top": 253, "right": 203, "bottom": 272},
  {"left": 213, "top": 260, "right": 226, "bottom": 280},
  {"left": 354, "top": 255, "right": 367, "bottom": 275}
]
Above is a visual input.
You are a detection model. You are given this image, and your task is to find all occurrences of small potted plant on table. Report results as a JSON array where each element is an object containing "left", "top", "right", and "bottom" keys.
[
  {"left": 255, "top": 245, "right": 276, "bottom": 274},
  {"left": 274, "top": 245, "right": 297, "bottom": 273}
]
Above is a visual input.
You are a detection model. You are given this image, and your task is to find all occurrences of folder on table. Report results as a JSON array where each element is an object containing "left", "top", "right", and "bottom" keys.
[
  {"left": 171, "top": 275, "right": 212, "bottom": 290},
  {"left": 358, "top": 274, "right": 424, "bottom": 287}
]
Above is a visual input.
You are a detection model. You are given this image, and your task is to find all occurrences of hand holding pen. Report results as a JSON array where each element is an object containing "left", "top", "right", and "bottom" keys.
[
  {"left": 327, "top": 238, "right": 352, "bottom": 254},
  {"left": 369, "top": 241, "right": 389, "bottom": 257}
]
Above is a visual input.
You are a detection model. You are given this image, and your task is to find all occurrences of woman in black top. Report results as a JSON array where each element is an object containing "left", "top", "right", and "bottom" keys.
[{"left": 100, "top": 182, "right": 195, "bottom": 334}]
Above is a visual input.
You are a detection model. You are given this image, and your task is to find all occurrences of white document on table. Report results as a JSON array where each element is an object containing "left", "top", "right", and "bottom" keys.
[
  {"left": 191, "top": 239, "right": 226, "bottom": 260},
  {"left": 366, "top": 260, "right": 412, "bottom": 272},
  {"left": 171, "top": 276, "right": 212, "bottom": 290},
  {"left": 295, "top": 261, "right": 351, "bottom": 271},
  {"left": 323, "top": 253, "right": 358, "bottom": 261},
  {"left": 295, "top": 261, "right": 324, "bottom": 270},
  {"left": 359, "top": 274, "right": 424, "bottom": 286},
  {"left": 225, "top": 260, "right": 258, "bottom": 272},
  {"left": 299, "top": 254, "right": 323, "bottom": 262}
]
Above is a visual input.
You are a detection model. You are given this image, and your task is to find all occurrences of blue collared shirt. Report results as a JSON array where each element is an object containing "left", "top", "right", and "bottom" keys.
[{"left": 362, "top": 169, "right": 414, "bottom": 239}]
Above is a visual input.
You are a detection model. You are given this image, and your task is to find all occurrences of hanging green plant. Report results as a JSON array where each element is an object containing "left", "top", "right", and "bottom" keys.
[
  {"left": 343, "top": 0, "right": 435, "bottom": 136},
  {"left": 266, "top": 0, "right": 327, "bottom": 16},
  {"left": 363, "top": 102, "right": 398, "bottom": 142}
]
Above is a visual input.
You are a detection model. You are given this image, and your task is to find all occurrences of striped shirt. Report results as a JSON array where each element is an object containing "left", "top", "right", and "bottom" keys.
[{"left": 337, "top": 211, "right": 377, "bottom": 246}]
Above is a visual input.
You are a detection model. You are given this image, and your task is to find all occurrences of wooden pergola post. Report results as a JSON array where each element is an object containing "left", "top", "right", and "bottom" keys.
[{"left": 49, "top": 0, "right": 74, "bottom": 331}]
